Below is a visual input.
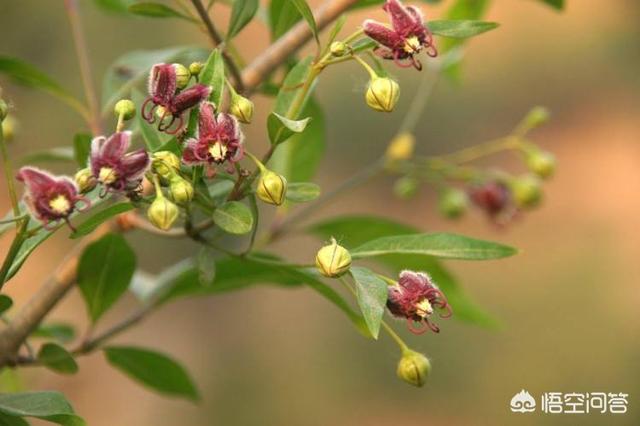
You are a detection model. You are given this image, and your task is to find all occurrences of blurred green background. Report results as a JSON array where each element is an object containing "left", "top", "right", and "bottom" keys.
[{"left": 1, "top": 0, "right": 639, "bottom": 425}]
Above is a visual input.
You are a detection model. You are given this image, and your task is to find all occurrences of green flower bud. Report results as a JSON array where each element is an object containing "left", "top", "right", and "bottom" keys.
[
  {"left": 365, "top": 77, "right": 400, "bottom": 113},
  {"left": 147, "top": 196, "right": 179, "bottom": 231},
  {"left": 1, "top": 115, "right": 17, "bottom": 142},
  {"left": 229, "top": 94, "right": 254, "bottom": 124},
  {"left": 523, "top": 106, "right": 550, "bottom": 129},
  {"left": 330, "top": 41, "right": 348, "bottom": 57},
  {"left": 188, "top": 62, "right": 203, "bottom": 77},
  {"left": 315, "top": 238, "right": 352, "bottom": 278},
  {"left": 393, "top": 176, "right": 419, "bottom": 199},
  {"left": 114, "top": 99, "right": 136, "bottom": 120},
  {"left": 510, "top": 174, "right": 542, "bottom": 209},
  {"left": 397, "top": 350, "right": 430, "bottom": 387},
  {"left": 74, "top": 168, "right": 97, "bottom": 193},
  {"left": 173, "top": 63, "right": 191, "bottom": 89},
  {"left": 152, "top": 151, "right": 181, "bottom": 179},
  {"left": 0, "top": 99, "right": 8, "bottom": 121},
  {"left": 526, "top": 149, "right": 556, "bottom": 179},
  {"left": 438, "top": 188, "right": 468, "bottom": 219},
  {"left": 169, "top": 176, "right": 194, "bottom": 204},
  {"left": 256, "top": 170, "right": 287, "bottom": 206}
]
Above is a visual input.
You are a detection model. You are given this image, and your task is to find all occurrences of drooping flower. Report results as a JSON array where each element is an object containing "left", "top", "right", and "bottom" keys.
[
  {"left": 387, "top": 270, "right": 452, "bottom": 334},
  {"left": 141, "top": 63, "right": 210, "bottom": 134},
  {"left": 16, "top": 167, "right": 89, "bottom": 229},
  {"left": 182, "top": 102, "right": 244, "bottom": 169},
  {"left": 468, "top": 181, "right": 513, "bottom": 223},
  {"left": 363, "top": 0, "right": 437, "bottom": 70},
  {"left": 90, "top": 131, "right": 150, "bottom": 196}
]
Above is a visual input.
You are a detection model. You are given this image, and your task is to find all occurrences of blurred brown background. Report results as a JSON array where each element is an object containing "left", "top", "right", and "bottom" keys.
[{"left": 1, "top": 0, "right": 639, "bottom": 425}]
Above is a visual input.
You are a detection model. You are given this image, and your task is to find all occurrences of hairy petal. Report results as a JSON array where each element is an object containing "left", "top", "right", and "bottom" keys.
[
  {"left": 171, "top": 84, "right": 211, "bottom": 115},
  {"left": 120, "top": 149, "right": 150, "bottom": 180},
  {"left": 198, "top": 102, "right": 217, "bottom": 140},
  {"left": 150, "top": 63, "right": 177, "bottom": 105},
  {"left": 363, "top": 20, "right": 401, "bottom": 49}
]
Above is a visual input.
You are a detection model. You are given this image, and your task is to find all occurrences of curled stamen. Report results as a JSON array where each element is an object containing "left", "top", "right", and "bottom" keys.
[
  {"left": 163, "top": 115, "right": 183, "bottom": 135},
  {"left": 141, "top": 98, "right": 157, "bottom": 123},
  {"left": 43, "top": 219, "right": 60, "bottom": 231},
  {"left": 75, "top": 196, "right": 91, "bottom": 212},
  {"left": 406, "top": 319, "right": 429, "bottom": 335}
]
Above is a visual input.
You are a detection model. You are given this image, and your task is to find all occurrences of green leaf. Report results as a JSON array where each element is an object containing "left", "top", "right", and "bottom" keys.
[
  {"left": 0, "top": 56, "right": 86, "bottom": 118},
  {"left": 429, "top": 20, "right": 499, "bottom": 39},
  {"left": 128, "top": 2, "right": 194, "bottom": 20},
  {"left": 308, "top": 215, "right": 416, "bottom": 247},
  {"left": 445, "top": 0, "right": 490, "bottom": 20},
  {"left": 0, "top": 412, "right": 29, "bottom": 426},
  {"left": 0, "top": 391, "right": 85, "bottom": 426},
  {"left": 31, "top": 323, "right": 76, "bottom": 344},
  {"left": 197, "top": 248, "right": 216, "bottom": 287},
  {"left": 71, "top": 203, "right": 134, "bottom": 239},
  {"left": 227, "top": 0, "right": 259, "bottom": 39},
  {"left": 19, "top": 148, "right": 74, "bottom": 165},
  {"left": 267, "top": 112, "right": 310, "bottom": 145},
  {"left": 132, "top": 90, "right": 170, "bottom": 151},
  {"left": 73, "top": 133, "right": 91, "bottom": 167},
  {"left": 349, "top": 267, "right": 387, "bottom": 339},
  {"left": 274, "top": 57, "right": 314, "bottom": 115},
  {"left": 93, "top": 0, "right": 133, "bottom": 14},
  {"left": 213, "top": 201, "right": 254, "bottom": 235},
  {"left": 285, "top": 182, "right": 320, "bottom": 203},
  {"left": 0, "top": 295, "right": 12, "bottom": 315},
  {"left": 198, "top": 49, "right": 226, "bottom": 107},
  {"left": 77, "top": 233, "right": 136, "bottom": 323},
  {"left": 536, "top": 0, "right": 564, "bottom": 10},
  {"left": 288, "top": 0, "right": 319, "bottom": 45},
  {"left": 326, "top": 14, "right": 346, "bottom": 46},
  {"left": 351, "top": 233, "right": 517, "bottom": 260},
  {"left": 37, "top": 343, "right": 78, "bottom": 375},
  {"left": 269, "top": 0, "right": 301, "bottom": 39},
  {"left": 104, "top": 346, "right": 199, "bottom": 401}
]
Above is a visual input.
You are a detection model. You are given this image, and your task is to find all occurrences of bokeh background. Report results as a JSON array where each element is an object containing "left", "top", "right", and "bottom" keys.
[{"left": 1, "top": 0, "right": 639, "bottom": 425}]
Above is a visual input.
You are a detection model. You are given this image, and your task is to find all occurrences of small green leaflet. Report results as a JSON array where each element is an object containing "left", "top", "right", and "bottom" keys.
[
  {"left": 285, "top": 182, "right": 320, "bottom": 202},
  {"left": 128, "top": 2, "right": 195, "bottom": 21},
  {"left": 267, "top": 112, "right": 311, "bottom": 145},
  {"left": 213, "top": 201, "right": 254, "bottom": 235},
  {"left": 349, "top": 267, "right": 388, "bottom": 339},
  {"left": 0, "top": 295, "right": 12, "bottom": 314},
  {"left": 71, "top": 202, "right": 134, "bottom": 239},
  {"left": 198, "top": 49, "right": 225, "bottom": 107},
  {"left": 37, "top": 343, "right": 79, "bottom": 375},
  {"left": 227, "top": 0, "right": 259, "bottom": 39},
  {"left": 429, "top": 20, "right": 499, "bottom": 39}
]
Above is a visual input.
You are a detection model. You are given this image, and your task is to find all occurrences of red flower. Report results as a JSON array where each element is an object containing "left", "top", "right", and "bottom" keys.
[
  {"left": 90, "top": 131, "right": 150, "bottom": 195},
  {"left": 387, "top": 270, "right": 452, "bottom": 334},
  {"left": 182, "top": 102, "right": 244, "bottom": 168},
  {"left": 17, "top": 167, "right": 89, "bottom": 229},
  {"left": 363, "top": 0, "right": 437, "bottom": 70},
  {"left": 141, "top": 63, "right": 210, "bottom": 134},
  {"left": 468, "top": 181, "right": 514, "bottom": 223}
]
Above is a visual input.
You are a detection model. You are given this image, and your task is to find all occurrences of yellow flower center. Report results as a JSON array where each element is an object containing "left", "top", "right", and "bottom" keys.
[
  {"left": 415, "top": 298, "right": 433, "bottom": 318},
  {"left": 209, "top": 141, "right": 228, "bottom": 162},
  {"left": 49, "top": 195, "right": 71, "bottom": 215},
  {"left": 403, "top": 36, "right": 421, "bottom": 54},
  {"left": 99, "top": 167, "right": 118, "bottom": 184}
]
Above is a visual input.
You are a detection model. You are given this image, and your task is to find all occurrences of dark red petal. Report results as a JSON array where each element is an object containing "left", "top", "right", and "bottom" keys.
[
  {"left": 198, "top": 102, "right": 217, "bottom": 140},
  {"left": 120, "top": 149, "right": 150, "bottom": 180},
  {"left": 150, "top": 63, "right": 177, "bottom": 105},
  {"left": 384, "top": 0, "right": 418, "bottom": 36},
  {"left": 16, "top": 167, "right": 58, "bottom": 195},
  {"left": 171, "top": 84, "right": 210, "bottom": 114},
  {"left": 182, "top": 139, "right": 208, "bottom": 165},
  {"left": 99, "top": 131, "right": 132, "bottom": 164},
  {"left": 216, "top": 113, "right": 240, "bottom": 142},
  {"left": 363, "top": 19, "right": 401, "bottom": 49}
]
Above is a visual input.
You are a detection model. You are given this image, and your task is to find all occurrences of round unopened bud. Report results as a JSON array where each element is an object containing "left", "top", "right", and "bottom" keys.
[
  {"left": 397, "top": 350, "right": 430, "bottom": 387},
  {"left": 229, "top": 94, "right": 254, "bottom": 124},
  {"left": 526, "top": 149, "right": 556, "bottom": 179},
  {"left": 365, "top": 77, "right": 400, "bottom": 113},
  {"left": 74, "top": 168, "right": 97, "bottom": 193},
  {"left": 1, "top": 115, "right": 17, "bottom": 142},
  {"left": 438, "top": 188, "right": 468, "bottom": 219},
  {"left": 173, "top": 63, "right": 191, "bottom": 89},
  {"left": 385, "top": 132, "right": 415, "bottom": 163},
  {"left": 0, "top": 99, "right": 8, "bottom": 121},
  {"left": 169, "top": 176, "right": 194, "bottom": 204},
  {"left": 315, "top": 238, "right": 352, "bottom": 278},
  {"left": 393, "top": 176, "right": 419, "bottom": 199},
  {"left": 523, "top": 106, "right": 550, "bottom": 129},
  {"left": 256, "top": 170, "right": 287, "bottom": 206},
  {"left": 152, "top": 151, "right": 181, "bottom": 179},
  {"left": 114, "top": 99, "right": 136, "bottom": 120},
  {"left": 510, "top": 175, "right": 542, "bottom": 209},
  {"left": 330, "top": 41, "right": 348, "bottom": 57},
  {"left": 188, "top": 62, "right": 203, "bottom": 76},
  {"left": 147, "top": 196, "right": 179, "bottom": 231}
]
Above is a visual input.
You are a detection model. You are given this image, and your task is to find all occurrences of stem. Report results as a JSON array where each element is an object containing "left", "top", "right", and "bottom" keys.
[
  {"left": 0, "top": 118, "right": 20, "bottom": 222},
  {"left": 426, "top": 136, "right": 521, "bottom": 165},
  {"left": 398, "top": 67, "right": 439, "bottom": 133},
  {"left": 189, "top": 0, "right": 245, "bottom": 93},
  {"left": 64, "top": 0, "right": 101, "bottom": 135},
  {"left": 381, "top": 320, "right": 409, "bottom": 352}
]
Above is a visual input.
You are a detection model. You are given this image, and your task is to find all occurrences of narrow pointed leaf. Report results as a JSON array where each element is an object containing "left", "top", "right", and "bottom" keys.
[
  {"left": 267, "top": 112, "right": 310, "bottom": 145},
  {"left": 198, "top": 49, "right": 225, "bottom": 107},
  {"left": 128, "top": 2, "right": 195, "bottom": 21},
  {"left": 429, "top": 20, "right": 499, "bottom": 39},
  {"left": 227, "top": 0, "right": 259, "bottom": 39},
  {"left": 285, "top": 182, "right": 320, "bottom": 202},
  {"left": 349, "top": 267, "right": 387, "bottom": 339},
  {"left": 71, "top": 203, "right": 134, "bottom": 239}
]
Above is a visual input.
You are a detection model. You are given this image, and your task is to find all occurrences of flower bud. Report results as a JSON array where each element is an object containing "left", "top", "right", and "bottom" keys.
[
  {"left": 510, "top": 175, "right": 542, "bottom": 209},
  {"left": 256, "top": 170, "right": 287, "bottom": 206},
  {"left": 152, "top": 151, "right": 181, "bottom": 179},
  {"left": 0, "top": 99, "right": 8, "bottom": 121},
  {"left": 526, "top": 149, "right": 556, "bottom": 179},
  {"left": 188, "top": 62, "right": 203, "bottom": 77},
  {"left": 74, "top": 168, "right": 97, "bottom": 193},
  {"left": 147, "top": 196, "right": 179, "bottom": 230},
  {"left": 114, "top": 99, "right": 136, "bottom": 120},
  {"left": 1, "top": 115, "right": 17, "bottom": 142},
  {"left": 393, "top": 176, "right": 419, "bottom": 199},
  {"left": 315, "top": 238, "right": 351, "bottom": 278},
  {"left": 169, "top": 176, "right": 194, "bottom": 204},
  {"left": 330, "top": 41, "right": 348, "bottom": 57},
  {"left": 523, "top": 106, "right": 550, "bottom": 129},
  {"left": 229, "top": 94, "right": 254, "bottom": 124},
  {"left": 365, "top": 77, "right": 400, "bottom": 112},
  {"left": 385, "top": 132, "right": 415, "bottom": 163},
  {"left": 173, "top": 63, "right": 191, "bottom": 89},
  {"left": 397, "top": 350, "right": 430, "bottom": 387},
  {"left": 438, "top": 188, "right": 468, "bottom": 219}
]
